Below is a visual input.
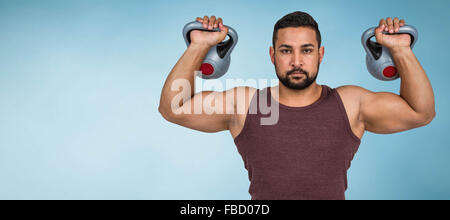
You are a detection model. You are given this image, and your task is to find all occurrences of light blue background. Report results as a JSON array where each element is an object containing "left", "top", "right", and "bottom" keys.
[{"left": 0, "top": 0, "right": 449, "bottom": 200}]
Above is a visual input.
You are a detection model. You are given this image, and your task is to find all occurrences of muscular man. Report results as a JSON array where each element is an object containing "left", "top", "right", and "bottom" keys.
[{"left": 158, "top": 12, "right": 436, "bottom": 200}]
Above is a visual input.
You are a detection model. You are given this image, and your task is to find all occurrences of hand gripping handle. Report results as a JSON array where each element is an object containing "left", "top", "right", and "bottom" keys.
[
  {"left": 182, "top": 21, "right": 238, "bottom": 59},
  {"left": 361, "top": 24, "right": 418, "bottom": 60}
]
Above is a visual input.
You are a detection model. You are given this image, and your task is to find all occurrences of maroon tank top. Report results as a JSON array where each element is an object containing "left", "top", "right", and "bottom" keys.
[{"left": 233, "top": 85, "right": 361, "bottom": 200}]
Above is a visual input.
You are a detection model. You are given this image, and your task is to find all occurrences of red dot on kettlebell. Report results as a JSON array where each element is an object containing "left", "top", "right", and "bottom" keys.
[
  {"left": 200, "top": 63, "right": 214, "bottom": 75},
  {"left": 383, "top": 66, "right": 397, "bottom": 78}
]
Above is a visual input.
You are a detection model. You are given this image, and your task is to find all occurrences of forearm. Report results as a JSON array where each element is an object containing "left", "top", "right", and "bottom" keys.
[
  {"left": 159, "top": 43, "right": 210, "bottom": 112},
  {"left": 391, "top": 47, "right": 435, "bottom": 118}
]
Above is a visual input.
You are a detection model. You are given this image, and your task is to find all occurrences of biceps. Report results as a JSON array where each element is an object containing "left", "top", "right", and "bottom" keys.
[
  {"left": 170, "top": 90, "right": 233, "bottom": 133},
  {"left": 361, "top": 92, "right": 425, "bottom": 134}
]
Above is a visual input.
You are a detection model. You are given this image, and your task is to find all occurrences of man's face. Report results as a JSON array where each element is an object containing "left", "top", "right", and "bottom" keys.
[{"left": 270, "top": 27, "right": 324, "bottom": 90}]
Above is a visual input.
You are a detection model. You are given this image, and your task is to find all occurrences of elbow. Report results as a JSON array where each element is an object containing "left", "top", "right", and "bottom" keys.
[
  {"left": 419, "top": 111, "right": 436, "bottom": 126},
  {"left": 159, "top": 105, "right": 181, "bottom": 123},
  {"left": 427, "top": 111, "right": 436, "bottom": 124},
  {"left": 159, "top": 105, "right": 174, "bottom": 122}
]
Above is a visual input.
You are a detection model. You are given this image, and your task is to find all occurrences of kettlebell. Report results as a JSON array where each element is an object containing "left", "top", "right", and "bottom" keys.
[
  {"left": 182, "top": 21, "right": 238, "bottom": 79},
  {"left": 361, "top": 24, "right": 418, "bottom": 81}
]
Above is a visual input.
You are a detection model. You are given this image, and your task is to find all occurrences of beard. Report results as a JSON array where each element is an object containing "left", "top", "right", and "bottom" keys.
[{"left": 275, "top": 60, "right": 320, "bottom": 90}]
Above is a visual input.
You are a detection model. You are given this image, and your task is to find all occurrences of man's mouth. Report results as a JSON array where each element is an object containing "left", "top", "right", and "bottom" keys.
[{"left": 291, "top": 72, "right": 305, "bottom": 77}]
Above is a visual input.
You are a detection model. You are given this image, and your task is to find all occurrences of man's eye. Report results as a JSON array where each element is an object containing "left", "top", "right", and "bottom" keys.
[
  {"left": 303, "top": 49, "right": 312, "bottom": 53},
  {"left": 281, "top": 50, "right": 291, "bottom": 54}
]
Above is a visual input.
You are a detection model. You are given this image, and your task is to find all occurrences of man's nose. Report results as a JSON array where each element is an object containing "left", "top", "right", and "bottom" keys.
[{"left": 290, "top": 50, "right": 304, "bottom": 68}]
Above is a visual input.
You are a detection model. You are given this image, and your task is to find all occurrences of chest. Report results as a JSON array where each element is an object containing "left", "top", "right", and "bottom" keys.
[{"left": 231, "top": 88, "right": 365, "bottom": 141}]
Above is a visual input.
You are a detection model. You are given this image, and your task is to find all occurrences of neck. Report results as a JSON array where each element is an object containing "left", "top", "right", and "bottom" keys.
[{"left": 271, "top": 82, "right": 322, "bottom": 107}]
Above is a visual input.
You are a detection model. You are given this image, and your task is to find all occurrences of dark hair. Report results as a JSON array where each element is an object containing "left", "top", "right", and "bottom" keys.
[{"left": 272, "top": 11, "right": 321, "bottom": 48}]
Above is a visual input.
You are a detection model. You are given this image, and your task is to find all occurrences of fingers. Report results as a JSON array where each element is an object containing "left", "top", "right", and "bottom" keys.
[
  {"left": 386, "top": 17, "right": 394, "bottom": 33},
  {"left": 393, "top": 17, "right": 400, "bottom": 32},
  {"left": 378, "top": 18, "right": 386, "bottom": 32},
  {"left": 375, "top": 19, "right": 385, "bottom": 44},
  {"left": 219, "top": 22, "right": 229, "bottom": 37},
  {"left": 216, "top": 17, "right": 223, "bottom": 29},
  {"left": 195, "top": 16, "right": 224, "bottom": 30},
  {"left": 379, "top": 17, "right": 406, "bottom": 34},
  {"left": 208, "top": 16, "right": 216, "bottom": 29},
  {"left": 195, "top": 16, "right": 209, "bottom": 28},
  {"left": 202, "top": 15, "right": 209, "bottom": 28}
]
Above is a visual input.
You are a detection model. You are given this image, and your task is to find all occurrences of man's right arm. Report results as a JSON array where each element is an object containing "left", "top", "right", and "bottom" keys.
[
  {"left": 158, "top": 16, "right": 241, "bottom": 133},
  {"left": 158, "top": 41, "right": 252, "bottom": 133}
]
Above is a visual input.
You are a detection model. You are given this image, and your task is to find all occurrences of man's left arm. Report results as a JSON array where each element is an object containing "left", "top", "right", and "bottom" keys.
[{"left": 358, "top": 17, "right": 436, "bottom": 134}]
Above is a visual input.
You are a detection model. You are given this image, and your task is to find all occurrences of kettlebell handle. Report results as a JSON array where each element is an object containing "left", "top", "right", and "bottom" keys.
[
  {"left": 361, "top": 24, "right": 418, "bottom": 60},
  {"left": 182, "top": 21, "right": 238, "bottom": 59}
]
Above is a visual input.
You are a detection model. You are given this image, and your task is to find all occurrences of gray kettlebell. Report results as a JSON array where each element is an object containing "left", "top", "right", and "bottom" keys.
[
  {"left": 182, "top": 21, "right": 238, "bottom": 79},
  {"left": 361, "top": 24, "right": 418, "bottom": 81}
]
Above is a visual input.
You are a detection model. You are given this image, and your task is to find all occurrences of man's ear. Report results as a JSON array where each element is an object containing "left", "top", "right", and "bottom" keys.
[
  {"left": 270, "top": 46, "right": 275, "bottom": 64},
  {"left": 319, "top": 46, "right": 325, "bottom": 64}
]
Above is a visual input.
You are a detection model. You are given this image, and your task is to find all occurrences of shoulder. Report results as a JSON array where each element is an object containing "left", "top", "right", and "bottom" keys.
[
  {"left": 234, "top": 86, "right": 258, "bottom": 98},
  {"left": 335, "top": 84, "right": 367, "bottom": 94},
  {"left": 227, "top": 86, "right": 258, "bottom": 112},
  {"left": 234, "top": 86, "right": 258, "bottom": 94},
  {"left": 230, "top": 86, "right": 258, "bottom": 101},
  {"left": 334, "top": 85, "right": 374, "bottom": 123},
  {"left": 335, "top": 85, "right": 373, "bottom": 103}
]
